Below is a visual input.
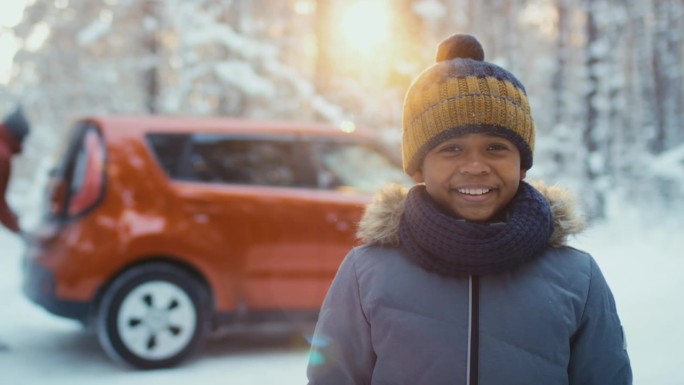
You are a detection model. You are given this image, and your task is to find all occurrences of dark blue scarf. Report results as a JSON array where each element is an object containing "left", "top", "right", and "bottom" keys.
[{"left": 399, "top": 182, "right": 554, "bottom": 277}]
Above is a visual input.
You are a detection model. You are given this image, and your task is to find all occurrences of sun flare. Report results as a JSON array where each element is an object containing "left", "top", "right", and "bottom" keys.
[{"left": 338, "top": 1, "right": 391, "bottom": 55}]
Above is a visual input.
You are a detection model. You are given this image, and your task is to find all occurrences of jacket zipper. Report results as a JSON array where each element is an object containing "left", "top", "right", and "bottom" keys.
[{"left": 466, "top": 275, "right": 480, "bottom": 385}]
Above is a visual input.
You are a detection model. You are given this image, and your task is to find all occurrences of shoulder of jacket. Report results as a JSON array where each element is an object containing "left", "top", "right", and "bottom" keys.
[
  {"left": 539, "top": 246, "right": 609, "bottom": 299},
  {"left": 349, "top": 243, "right": 404, "bottom": 262}
]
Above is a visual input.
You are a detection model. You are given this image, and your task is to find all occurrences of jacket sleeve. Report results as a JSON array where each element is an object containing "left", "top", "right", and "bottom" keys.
[
  {"left": 0, "top": 154, "right": 20, "bottom": 233},
  {"left": 307, "top": 248, "right": 375, "bottom": 385},
  {"left": 568, "top": 257, "right": 632, "bottom": 384}
]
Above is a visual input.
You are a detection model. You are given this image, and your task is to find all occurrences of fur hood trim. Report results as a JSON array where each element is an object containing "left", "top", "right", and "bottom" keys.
[{"left": 356, "top": 182, "right": 586, "bottom": 248}]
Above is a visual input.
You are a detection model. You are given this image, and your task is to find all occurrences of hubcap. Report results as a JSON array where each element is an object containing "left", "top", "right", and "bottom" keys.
[{"left": 117, "top": 281, "right": 197, "bottom": 360}]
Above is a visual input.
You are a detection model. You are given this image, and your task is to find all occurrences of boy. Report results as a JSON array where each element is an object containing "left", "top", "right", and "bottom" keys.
[{"left": 307, "top": 34, "right": 631, "bottom": 385}]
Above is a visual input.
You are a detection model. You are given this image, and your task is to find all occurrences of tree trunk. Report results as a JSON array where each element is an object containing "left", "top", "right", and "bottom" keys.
[
  {"left": 649, "top": 0, "right": 669, "bottom": 153},
  {"left": 664, "top": 0, "right": 684, "bottom": 145},
  {"left": 552, "top": 0, "right": 569, "bottom": 126},
  {"left": 143, "top": 0, "right": 159, "bottom": 114},
  {"left": 582, "top": 0, "right": 605, "bottom": 218}
]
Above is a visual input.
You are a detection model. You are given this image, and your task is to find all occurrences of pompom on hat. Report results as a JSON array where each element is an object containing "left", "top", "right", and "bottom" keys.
[{"left": 401, "top": 34, "right": 535, "bottom": 176}]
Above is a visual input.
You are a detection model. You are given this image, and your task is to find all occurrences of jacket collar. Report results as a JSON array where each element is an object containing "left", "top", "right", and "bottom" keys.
[{"left": 357, "top": 182, "right": 586, "bottom": 248}]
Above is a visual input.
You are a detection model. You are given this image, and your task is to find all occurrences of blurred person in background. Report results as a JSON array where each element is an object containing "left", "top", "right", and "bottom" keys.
[{"left": 0, "top": 105, "right": 30, "bottom": 234}]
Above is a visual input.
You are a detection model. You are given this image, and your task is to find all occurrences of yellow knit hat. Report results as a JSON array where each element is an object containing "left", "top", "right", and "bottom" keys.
[{"left": 402, "top": 34, "right": 535, "bottom": 176}]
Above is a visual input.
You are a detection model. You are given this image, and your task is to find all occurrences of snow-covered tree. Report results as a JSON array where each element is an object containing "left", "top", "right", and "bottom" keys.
[{"left": 2, "top": 0, "right": 683, "bottom": 217}]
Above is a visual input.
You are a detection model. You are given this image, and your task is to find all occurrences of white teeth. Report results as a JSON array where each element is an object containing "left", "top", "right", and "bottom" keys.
[{"left": 458, "top": 188, "right": 490, "bottom": 195}]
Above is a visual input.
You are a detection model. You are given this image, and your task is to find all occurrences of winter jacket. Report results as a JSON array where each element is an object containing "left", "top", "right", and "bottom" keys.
[
  {"left": 307, "top": 183, "right": 631, "bottom": 385},
  {"left": 0, "top": 124, "right": 21, "bottom": 233}
]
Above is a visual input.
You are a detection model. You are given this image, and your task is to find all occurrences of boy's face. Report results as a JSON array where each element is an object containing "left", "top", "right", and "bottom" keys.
[{"left": 413, "top": 133, "right": 526, "bottom": 222}]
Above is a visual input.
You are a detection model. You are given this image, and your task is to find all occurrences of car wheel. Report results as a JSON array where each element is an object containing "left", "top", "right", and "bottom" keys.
[{"left": 96, "top": 263, "right": 211, "bottom": 369}]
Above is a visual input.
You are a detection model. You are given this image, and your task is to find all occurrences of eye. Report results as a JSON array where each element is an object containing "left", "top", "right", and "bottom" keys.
[
  {"left": 437, "top": 144, "right": 462, "bottom": 154},
  {"left": 487, "top": 143, "right": 510, "bottom": 151}
]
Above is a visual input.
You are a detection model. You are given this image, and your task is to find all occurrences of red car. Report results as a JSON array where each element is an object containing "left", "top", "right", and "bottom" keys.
[{"left": 23, "top": 116, "right": 408, "bottom": 369}]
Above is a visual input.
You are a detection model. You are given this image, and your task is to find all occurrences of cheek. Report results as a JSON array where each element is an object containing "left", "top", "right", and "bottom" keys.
[{"left": 423, "top": 159, "right": 455, "bottom": 180}]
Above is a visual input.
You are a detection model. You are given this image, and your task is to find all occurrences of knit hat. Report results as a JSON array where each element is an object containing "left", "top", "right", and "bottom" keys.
[
  {"left": 3, "top": 106, "right": 30, "bottom": 143},
  {"left": 401, "top": 34, "right": 535, "bottom": 176}
]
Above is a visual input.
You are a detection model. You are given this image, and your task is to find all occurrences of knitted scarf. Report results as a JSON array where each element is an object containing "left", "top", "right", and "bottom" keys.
[{"left": 398, "top": 182, "right": 554, "bottom": 277}]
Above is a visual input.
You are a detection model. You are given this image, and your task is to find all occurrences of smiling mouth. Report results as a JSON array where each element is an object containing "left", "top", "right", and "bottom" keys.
[{"left": 457, "top": 187, "right": 491, "bottom": 196}]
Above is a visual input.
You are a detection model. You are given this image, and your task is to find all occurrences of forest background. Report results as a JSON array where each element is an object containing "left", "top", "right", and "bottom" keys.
[{"left": 1, "top": 0, "right": 683, "bottom": 221}]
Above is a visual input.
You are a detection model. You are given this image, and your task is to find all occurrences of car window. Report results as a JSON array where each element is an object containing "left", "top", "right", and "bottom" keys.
[
  {"left": 173, "top": 134, "right": 317, "bottom": 187},
  {"left": 146, "top": 133, "right": 191, "bottom": 178},
  {"left": 308, "top": 140, "right": 411, "bottom": 194}
]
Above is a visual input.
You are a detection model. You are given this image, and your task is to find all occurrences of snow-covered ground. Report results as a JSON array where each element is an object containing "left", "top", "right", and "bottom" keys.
[{"left": 1, "top": 204, "right": 682, "bottom": 384}]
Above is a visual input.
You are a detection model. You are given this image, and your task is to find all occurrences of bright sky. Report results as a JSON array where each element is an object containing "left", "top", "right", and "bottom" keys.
[{"left": 0, "top": 0, "right": 28, "bottom": 84}]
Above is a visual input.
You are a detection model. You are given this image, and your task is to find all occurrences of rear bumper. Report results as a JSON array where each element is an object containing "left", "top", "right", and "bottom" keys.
[{"left": 22, "top": 257, "right": 91, "bottom": 324}]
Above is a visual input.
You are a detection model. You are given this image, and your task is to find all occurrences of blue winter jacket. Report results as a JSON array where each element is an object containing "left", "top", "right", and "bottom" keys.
[{"left": 307, "top": 184, "right": 631, "bottom": 385}]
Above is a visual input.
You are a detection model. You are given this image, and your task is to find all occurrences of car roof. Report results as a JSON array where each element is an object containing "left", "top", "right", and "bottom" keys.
[{"left": 82, "top": 115, "right": 376, "bottom": 140}]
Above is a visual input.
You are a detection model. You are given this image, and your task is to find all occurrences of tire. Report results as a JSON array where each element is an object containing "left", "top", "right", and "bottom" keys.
[{"left": 96, "top": 263, "right": 211, "bottom": 369}]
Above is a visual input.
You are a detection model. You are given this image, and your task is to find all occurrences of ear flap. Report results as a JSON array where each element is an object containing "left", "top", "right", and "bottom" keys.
[{"left": 520, "top": 169, "right": 527, "bottom": 180}]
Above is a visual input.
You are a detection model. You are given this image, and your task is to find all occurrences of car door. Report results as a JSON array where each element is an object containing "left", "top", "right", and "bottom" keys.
[
  {"left": 171, "top": 133, "right": 347, "bottom": 319},
  {"left": 236, "top": 136, "right": 410, "bottom": 317}
]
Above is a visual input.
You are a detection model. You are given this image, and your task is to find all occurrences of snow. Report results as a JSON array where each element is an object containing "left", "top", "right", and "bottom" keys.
[
  {"left": 412, "top": 0, "right": 447, "bottom": 22},
  {"left": 650, "top": 143, "right": 684, "bottom": 180},
  {"left": 1, "top": 202, "right": 682, "bottom": 384},
  {"left": 77, "top": 17, "right": 112, "bottom": 46},
  {"left": 215, "top": 61, "right": 277, "bottom": 98},
  {"left": 571, "top": 208, "right": 684, "bottom": 385}
]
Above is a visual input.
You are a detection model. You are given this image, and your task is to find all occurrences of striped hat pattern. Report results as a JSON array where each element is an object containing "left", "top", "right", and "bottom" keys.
[{"left": 401, "top": 34, "right": 535, "bottom": 176}]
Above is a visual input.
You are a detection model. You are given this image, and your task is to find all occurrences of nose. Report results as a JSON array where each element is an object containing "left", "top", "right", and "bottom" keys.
[{"left": 459, "top": 152, "right": 490, "bottom": 175}]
